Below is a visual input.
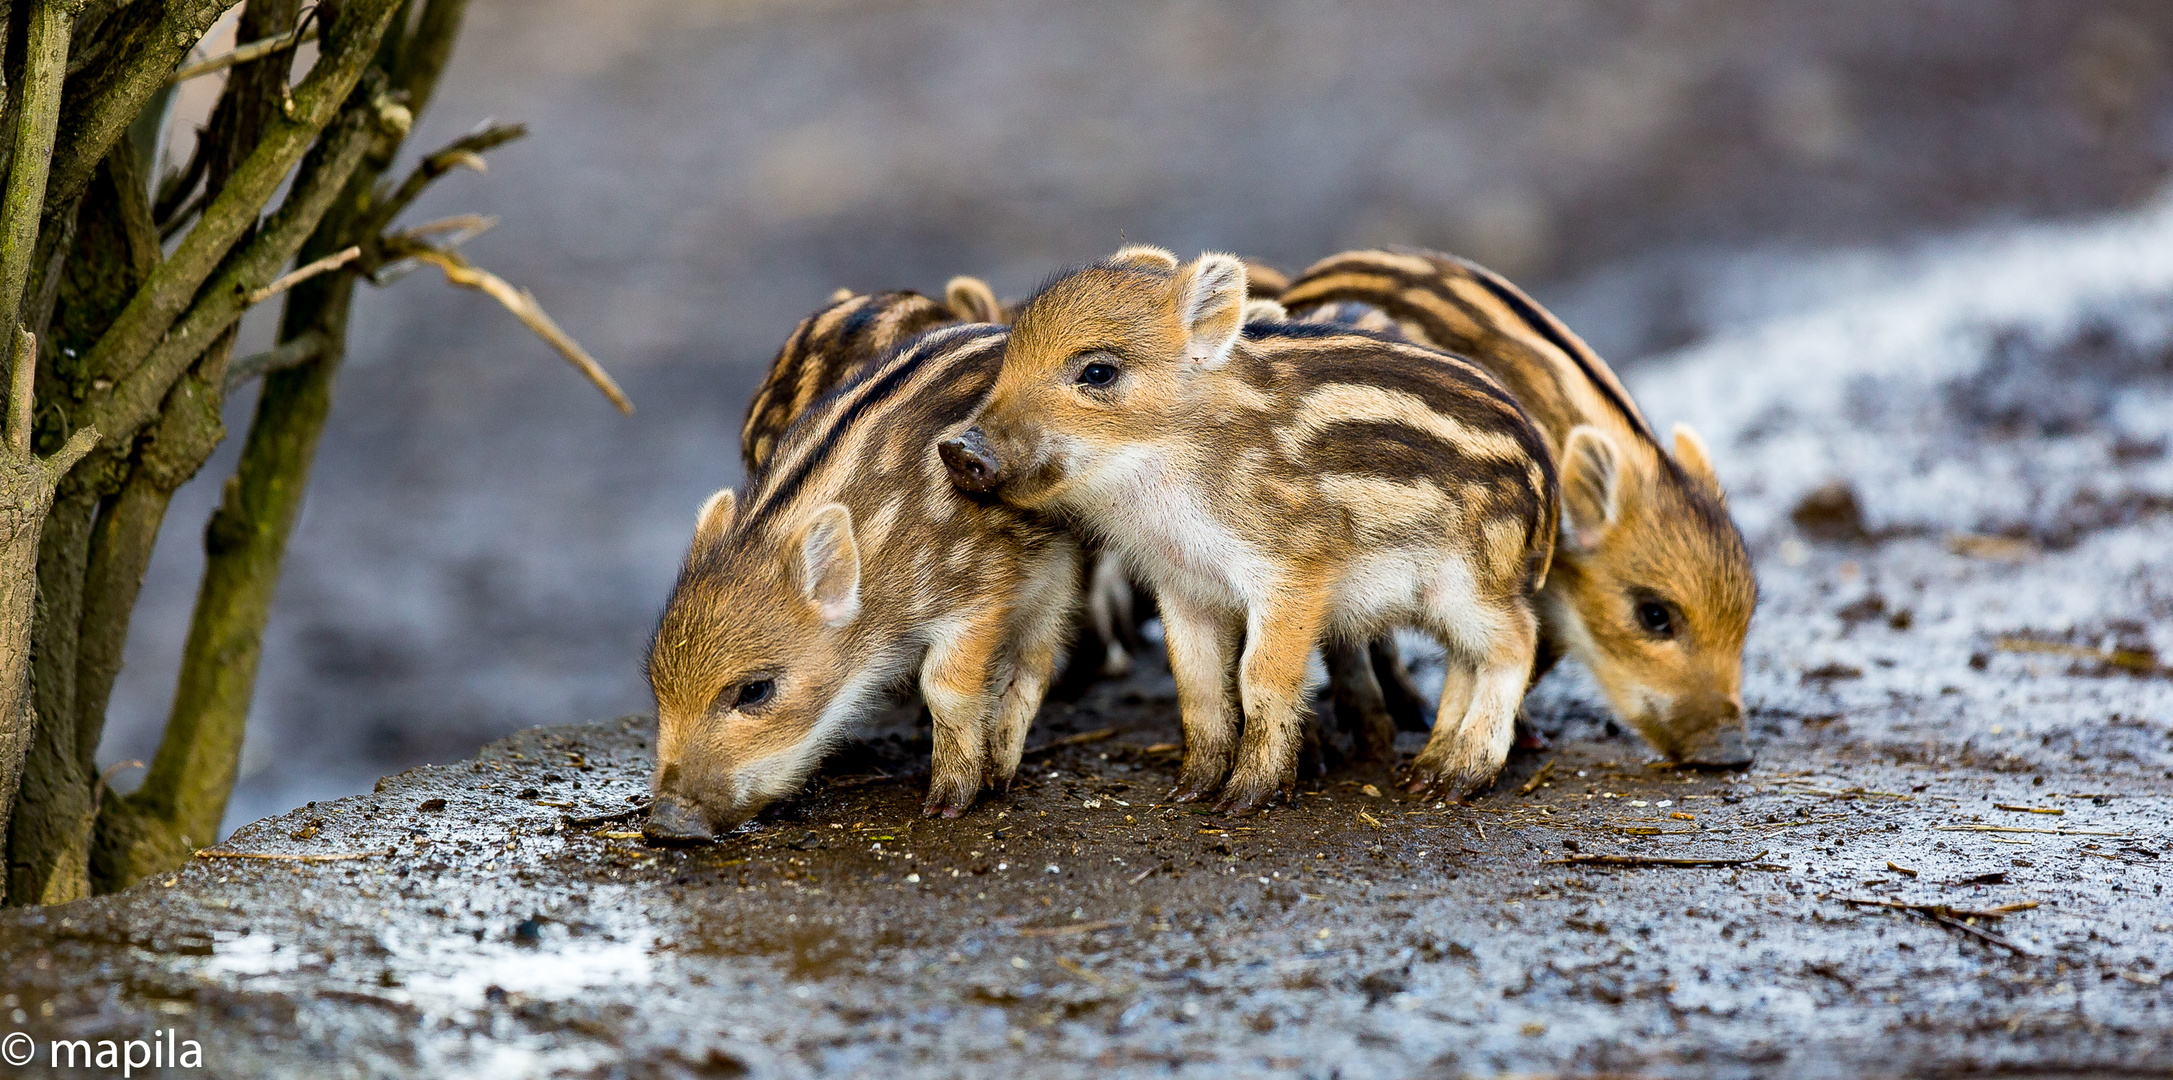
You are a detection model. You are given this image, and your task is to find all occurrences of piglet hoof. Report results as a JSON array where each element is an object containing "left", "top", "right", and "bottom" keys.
[
  {"left": 1512, "top": 716, "right": 1551, "bottom": 752},
  {"left": 1411, "top": 763, "right": 1501, "bottom": 804},
  {"left": 1212, "top": 773, "right": 1289, "bottom": 816},
  {"left": 1166, "top": 776, "right": 1221, "bottom": 804},
  {"left": 1401, "top": 757, "right": 1497, "bottom": 803},
  {"left": 920, "top": 779, "right": 978, "bottom": 819},
  {"left": 1167, "top": 758, "right": 1229, "bottom": 804}
]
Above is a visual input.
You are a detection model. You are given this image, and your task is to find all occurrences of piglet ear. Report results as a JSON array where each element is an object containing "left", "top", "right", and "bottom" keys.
[
  {"left": 1172, "top": 252, "right": 1247, "bottom": 370},
  {"left": 690, "top": 488, "right": 736, "bottom": 558},
  {"left": 798, "top": 503, "right": 861, "bottom": 627},
  {"left": 1671, "top": 422, "right": 1726, "bottom": 503},
  {"left": 943, "top": 276, "right": 1005, "bottom": 323},
  {"left": 1559, "top": 425, "right": 1623, "bottom": 552},
  {"left": 1106, "top": 244, "right": 1178, "bottom": 274},
  {"left": 1241, "top": 297, "right": 1288, "bottom": 324}
]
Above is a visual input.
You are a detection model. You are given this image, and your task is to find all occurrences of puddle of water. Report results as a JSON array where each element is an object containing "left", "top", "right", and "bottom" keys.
[{"left": 200, "top": 931, "right": 304, "bottom": 981}]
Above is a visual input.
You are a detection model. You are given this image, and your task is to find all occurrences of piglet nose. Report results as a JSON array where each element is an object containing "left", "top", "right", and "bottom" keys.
[
  {"left": 643, "top": 795, "right": 714, "bottom": 847},
  {"left": 939, "top": 427, "right": 1005, "bottom": 493},
  {"left": 1681, "top": 722, "right": 1753, "bottom": 769}
]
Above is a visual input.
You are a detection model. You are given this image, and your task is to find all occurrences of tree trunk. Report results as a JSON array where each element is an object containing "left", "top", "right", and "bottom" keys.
[{"left": 0, "top": 330, "right": 94, "bottom": 907}]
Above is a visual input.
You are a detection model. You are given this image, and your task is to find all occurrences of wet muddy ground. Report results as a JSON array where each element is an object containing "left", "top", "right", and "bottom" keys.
[
  {"left": 95, "top": 0, "right": 2173, "bottom": 830},
  {"left": 1, "top": 688, "right": 2168, "bottom": 1079},
  {"left": 6, "top": 201, "right": 2173, "bottom": 1077}
]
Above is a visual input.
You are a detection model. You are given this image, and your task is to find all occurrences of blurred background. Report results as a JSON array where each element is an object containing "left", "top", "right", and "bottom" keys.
[{"left": 91, "top": 0, "right": 2173, "bottom": 830}]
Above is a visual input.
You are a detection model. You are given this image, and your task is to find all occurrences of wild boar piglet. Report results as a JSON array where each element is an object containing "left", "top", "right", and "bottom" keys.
[
  {"left": 1282, "top": 249, "right": 1757, "bottom": 769},
  {"left": 941, "top": 245, "right": 1558, "bottom": 811},
  {"left": 645, "top": 323, "right": 1080, "bottom": 843}
]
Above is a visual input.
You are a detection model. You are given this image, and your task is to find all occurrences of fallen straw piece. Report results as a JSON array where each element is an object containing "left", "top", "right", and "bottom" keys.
[
  {"left": 1933, "top": 824, "right": 2126, "bottom": 836},
  {"left": 1833, "top": 896, "right": 2039, "bottom": 955},
  {"left": 564, "top": 802, "right": 652, "bottom": 827},
  {"left": 1021, "top": 727, "right": 1123, "bottom": 759},
  {"left": 1542, "top": 849, "right": 1767, "bottom": 868},
  {"left": 1016, "top": 919, "right": 1128, "bottom": 938},
  {"left": 1517, "top": 759, "right": 1556, "bottom": 796},
  {"left": 193, "top": 847, "right": 389, "bottom": 863},
  {"left": 1832, "top": 896, "right": 2034, "bottom": 920}
]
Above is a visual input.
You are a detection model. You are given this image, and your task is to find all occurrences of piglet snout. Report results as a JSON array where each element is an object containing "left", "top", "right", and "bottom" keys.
[
  {"left": 939, "top": 428, "right": 1006, "bottom": 493},
  {"left": 1678, "top": 719, "right": 1753, "bottom": 769},
  {"left": 643, "top": 795, "right": 714, "bottom": 847}
]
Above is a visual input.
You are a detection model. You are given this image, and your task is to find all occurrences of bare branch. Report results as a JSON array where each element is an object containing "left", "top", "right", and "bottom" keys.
[
  {"left": 106, "top": 141, "right": 163, "bottom": 279},
  {"left": 246, "top": 245, "right": 360, "bottom": 305},
  {"left": 389, "top": 238, "right": 633, "bottom": 415},
  {"left": 7, "top": 329, "right": 33, "bottom": 457},
  {"left": 0, "top": 1, "right": 79, "bottom": 350},
  {"left": 77, "top": 0, "right": 408, "bottom": 448},
  {"left": 402, "top": 212, "right": 494, "bottom": 242},
  {"left": 47, "top": 0, "right": 241, "bottom": 213},
  {"left": 391, "top": 0, "right": 473, "bottom": 120},
  {"left": 224, "top": 330, "right": 326, "bottom": 391},
  {"left": 86, "top": 82, "right": 389, "bottom": 451},
  {"left": 166, "top": 23, "right": 320, "bottom": 86},
  {"left": 43, "top": 426, "right": 99, "bottom": 480},
  {"left": 361, "top": 122, "right": 526, "bottom": 242}
]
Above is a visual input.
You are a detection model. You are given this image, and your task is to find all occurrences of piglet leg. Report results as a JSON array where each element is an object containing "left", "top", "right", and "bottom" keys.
[
  {"left": 920, "top": 604, "right": 1008, "bottom": 818},
  {"left": 1160, "top": 594, "right": 1241, "bottom": 803},
  {"left": 1219, "top": 586, "right": 1329, "bottom": 814}
]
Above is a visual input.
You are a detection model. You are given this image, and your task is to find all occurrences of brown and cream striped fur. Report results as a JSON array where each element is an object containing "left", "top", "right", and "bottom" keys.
[
  {"left": 1279, "top": 248, "right": 1757, "bottom": 767},
  {"left": 645, "top": 322, "right": 1080, "bottom": 842},
  {"left": 941, "top": 246, "right": 1558, "bottom": 811},
  {"left": 740, "top": 280, "right": 1004, "bottom": 471}
]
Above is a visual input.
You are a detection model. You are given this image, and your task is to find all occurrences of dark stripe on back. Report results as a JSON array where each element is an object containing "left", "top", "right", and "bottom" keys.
[
  {"left": 836, "top": 294, "right": 889, "bottom": 348},
  {"left": 1244, "top": 319, "right": 1401, "bottom": 343},
  {"left": 1456, "top": 263, "right": 1656, "bottom": 443},
  {"left": 1301, "top": 420, "right": 1531, "bottom": 490},
  {"left": 1273, "top": 340, "right": 1529, "bottom": 429},
  {"left": 1284, "top": 252, "right": 1660, "bottom": 447},
  {"left": 742, "top": 324, "right": 1007, "bottom": 531}
]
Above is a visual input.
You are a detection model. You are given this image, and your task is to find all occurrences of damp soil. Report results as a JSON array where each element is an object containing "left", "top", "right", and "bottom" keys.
[{"left": 2, "top": 643, "right": 2169, "bottom": 1080}]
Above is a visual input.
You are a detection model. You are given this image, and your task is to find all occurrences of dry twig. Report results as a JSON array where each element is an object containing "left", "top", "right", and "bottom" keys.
[
  {"left": 386, "top": 239, "right": 633, "bottom": 414},
  {"left": 247, "top": 246, "right": 361, "bottom": 305},
  {"left": 225, "top": 331, "right": 328, "bottom": 390},
  {"left": 1017, "top": 918, "right": 1128, "bottom": 938},
  {"left": 1517, "top": 759, "right": 1556, "bottom": 796},
  {"left": 193, "top": 847, "right": 390, "bottom": 863},
  {"left": 1933, "top": 824, "right": 2126, "bottom": 837},
  {"left": 564, "top": 802, "right": 652, "bottom": 828},
  {"left": 1022, "top": 727, "right": 1123, "bottom": 759},
  {"left": 1543, "top": 849, "right": 1767, "bottom": 868},
  {"left": 1834, "top": 895, "right": 2039, "bottom": 955},
  {"left": 167, "top": 23, "right": 322, "bottom": 85}
]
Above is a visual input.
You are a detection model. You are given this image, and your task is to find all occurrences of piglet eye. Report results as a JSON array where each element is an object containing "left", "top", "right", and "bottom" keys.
[
  {"left": 1077, "top": 360, "right": 1118, "bottom": 387},
  {"left": 1635, "top": 601, "right": 1674, "bottom": 638},
  {"left": 734, "top": 679, "right": 774, "bottom": 709}
]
